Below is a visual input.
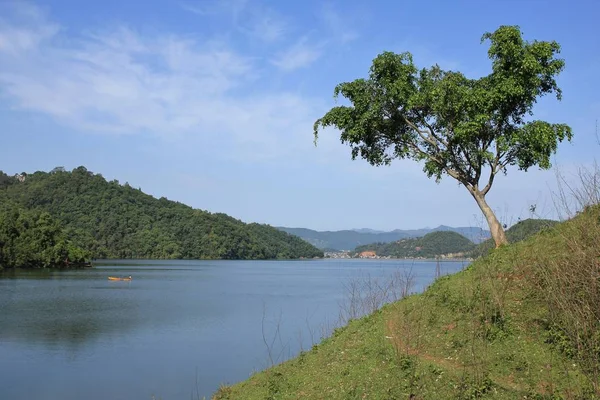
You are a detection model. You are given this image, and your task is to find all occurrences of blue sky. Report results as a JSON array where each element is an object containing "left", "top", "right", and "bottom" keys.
[{"left": 0, "top": 0, "right": 598, "bottom": 231}]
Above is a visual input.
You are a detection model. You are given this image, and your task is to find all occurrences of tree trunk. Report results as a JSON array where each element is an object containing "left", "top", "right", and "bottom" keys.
[{"left": 471, "top": 190, "right": 508, "bottom": 248}]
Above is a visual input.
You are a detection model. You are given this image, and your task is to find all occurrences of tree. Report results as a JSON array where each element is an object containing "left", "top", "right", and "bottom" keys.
[{"left": 313, "top": 25, "right": 572, "bottom": 248}]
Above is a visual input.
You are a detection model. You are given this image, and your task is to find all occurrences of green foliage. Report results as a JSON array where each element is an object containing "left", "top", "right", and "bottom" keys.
[
  {"left": 0, "top": 167, "right": 323, "bottom": 263},
  {"left": 354, "top": 231, "right": 474, "bottom": 258},
  {"left": 314, "top": 25, "right": 571, "bottom": 180},
  {"left": 0, "top": 203, "right": 90, "bottom": 269},
  {"left": 313, "top": 25, "right": 572, "bottom": 247},
  {"left": 0, "top": 171, "right": 17, "bottom": 188}
]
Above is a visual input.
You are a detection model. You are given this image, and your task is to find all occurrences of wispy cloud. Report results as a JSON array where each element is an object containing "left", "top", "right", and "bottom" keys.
[
  {"left": 180, "top": 2, "right": 358, "bottom": 71},
  {"left": 179, "top": 3, "right": 211, "bottom": 15},
  {"left": 268, "top": 3, "right": 359, "bottom": 72},
  {"left": 180, "top": 0, "right": 248, "bottom": 19},
  {"left": 239, "top": 8, "right": 287, "bottom": 43},
  {"left": 319, "top": 3, "right": 359, "bottom": 45},
  {"left": 0, "top": 3, "right": 327, "bottom": 162},
  {"left": 270, "top": 37, "right": 323, "bottom": 71},
  {"left": 182, "top": 0, "right": 286, "bottom": 43},
  {"left": 0, "top": 2, "right": 59, "bottom": 54}
]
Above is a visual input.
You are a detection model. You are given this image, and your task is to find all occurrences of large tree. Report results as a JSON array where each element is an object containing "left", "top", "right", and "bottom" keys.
[{"left": 313, "top": 25, "right": 572, "bottom": 248}]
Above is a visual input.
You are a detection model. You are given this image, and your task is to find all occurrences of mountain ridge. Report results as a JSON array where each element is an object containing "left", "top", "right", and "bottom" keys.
[{"left": 277, "top": 225, "right": 490, "bottom": 251}]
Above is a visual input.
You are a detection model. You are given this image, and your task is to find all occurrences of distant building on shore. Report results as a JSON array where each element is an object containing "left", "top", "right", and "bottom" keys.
[{"left": 358, "top": 251, "right": 377, "bottom": 259}]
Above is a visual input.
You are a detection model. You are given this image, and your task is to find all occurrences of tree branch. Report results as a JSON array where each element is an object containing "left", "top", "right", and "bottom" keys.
[
  {"left": 458, "top": 143, "right": 477, "bottom": 183},
  {"left": 481, "top": 146, "right": 503, "bottom": 196},
  {"left": 403, "top": 117, "right": 440, "bottom": 149},
  {"left": 416, "top": 111, "right": 449, "bottom": 148},
  {"left": 446, "top": 167, "right": 467, "bottom": 184},
  {"left": 405, "top": 140, "right": 437, "bottom": 162},
  {"left": 402, "top": 119, "right": 469, "bottom": 183},
  {"left": 404, "top": 140, "right": 468, "bottom": 186}
]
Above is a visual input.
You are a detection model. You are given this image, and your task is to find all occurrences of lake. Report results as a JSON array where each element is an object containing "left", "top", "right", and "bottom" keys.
[{"left": 0, "top": 258, "right": 468, "bottom": 399}]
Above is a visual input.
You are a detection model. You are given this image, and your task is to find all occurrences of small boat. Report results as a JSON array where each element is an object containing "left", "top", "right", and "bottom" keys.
[{"left": 108, "top": 276, "right": 132, "bottom": 281}]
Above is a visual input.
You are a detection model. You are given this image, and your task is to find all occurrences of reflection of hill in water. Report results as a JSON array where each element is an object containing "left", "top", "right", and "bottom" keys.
[
  {"left": 0, "top": 293, "right": 142, "bottom": 350},
  {"left": 0, "top": 269, "right": 223, "bottom": 354}
]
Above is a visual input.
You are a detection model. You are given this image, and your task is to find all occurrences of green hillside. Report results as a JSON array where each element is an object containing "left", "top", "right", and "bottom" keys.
[
  {"left": 354, "top": 231, "right": 475, "bottom": 258},
  {"left": 470, "top": 218, "right": 559, "bottom": 258},
  {"left": 0, "top": 167, "right": 323, "bottom": 263},
  {"left": 215, "top": 206, "right": 600, "bottom": 399}
]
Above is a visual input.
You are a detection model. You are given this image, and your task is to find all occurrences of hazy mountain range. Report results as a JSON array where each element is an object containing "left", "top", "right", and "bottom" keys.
[{"left": 276, "top": 226, "right": 491, "bottom": 251}]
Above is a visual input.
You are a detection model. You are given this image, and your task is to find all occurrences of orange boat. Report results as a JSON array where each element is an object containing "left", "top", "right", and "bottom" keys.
[{"left": 108, "top": 276, "right": 132, "bottom": 281}]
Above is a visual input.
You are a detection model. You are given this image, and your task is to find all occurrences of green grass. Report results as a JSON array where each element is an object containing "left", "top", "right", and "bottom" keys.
[
  {"left": 470, "top": 218, "right": 559, "bottom": 258},
  {"left": 213, "top": 206, "right": 600, "bottom": 399}
]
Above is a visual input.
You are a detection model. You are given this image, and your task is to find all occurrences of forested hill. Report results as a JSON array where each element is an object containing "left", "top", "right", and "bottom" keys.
[
  {"left": 0, "top": 167, "right": 323, "bottom": 262},
  {"left": 353, "top": 231, "right": 475, "bottom": 258}
]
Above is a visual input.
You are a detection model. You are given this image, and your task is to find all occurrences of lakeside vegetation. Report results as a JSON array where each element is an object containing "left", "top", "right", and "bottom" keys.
[
  {"left": 214, "top": 204, "right": 600, "bottom": 399},
  {"left": 0, "top": 167, "right": 323, "bottom": 268},
  {"left": 0, "top": 205, "right": 90, "bottom": 270}
]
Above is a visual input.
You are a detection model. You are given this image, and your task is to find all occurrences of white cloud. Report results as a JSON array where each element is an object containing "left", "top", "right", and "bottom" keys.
[
  {"left": 0, "top": 3, "right": 330, "bottom": 162},
  {"left": 0, "top": 2, "right": 59, "bottom": 54},
  {"left": 1, "top": 28, "right": 251, "bottom": 132},
  {"left": 270, "top": 37, "right": 323, "bottom": 71}
]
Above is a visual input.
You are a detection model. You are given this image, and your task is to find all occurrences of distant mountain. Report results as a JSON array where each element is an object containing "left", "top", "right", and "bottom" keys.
[
  {"left": 354, "top": 231, "right": 475, "bottom": 259},
  {"left": 352, "top": 228, "right": 385, "bottom": 234},
  {"left": 429, "top": 225, "right": 491, "bottom": 243},
  {"left": 276, "top": 226, "right": 490, "bottom": 251}
]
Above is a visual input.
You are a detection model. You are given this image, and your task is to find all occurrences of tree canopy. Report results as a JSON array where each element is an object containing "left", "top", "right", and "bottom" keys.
[
  {"left": 0, "top": 204, "right": 90, "bottom": 269},
  {"left": 314, "top": 25, "right": 572, "bottom": 248}
]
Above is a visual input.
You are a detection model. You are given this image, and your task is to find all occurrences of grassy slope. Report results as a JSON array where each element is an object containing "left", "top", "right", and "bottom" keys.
[
  {"left": 470, "top": 219, "right": 559, "bottom": 258},
  {"left": 215, "top": 208, "right": 599, "bottom": 399}
]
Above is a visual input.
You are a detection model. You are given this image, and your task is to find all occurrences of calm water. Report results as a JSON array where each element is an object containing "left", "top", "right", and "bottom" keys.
[{"left": 0, "top": 259, "right": 468, "bottom": 399}]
